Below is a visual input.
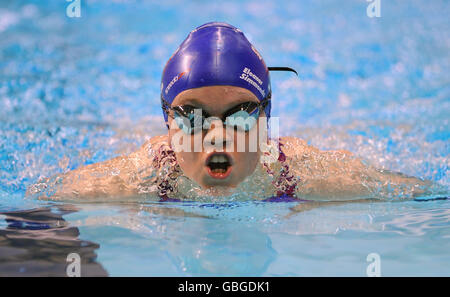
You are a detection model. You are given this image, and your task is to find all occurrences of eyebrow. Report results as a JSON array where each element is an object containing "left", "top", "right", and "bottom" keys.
[
  {"left": 178, "top": 98, "right": 205, "bottom": 107},
  {"left": 178, "top": 96, "right": 258, "bottom": 109}
]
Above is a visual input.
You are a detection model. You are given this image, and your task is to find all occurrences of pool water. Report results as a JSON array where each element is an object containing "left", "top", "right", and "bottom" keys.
[{"left": 0, "top": 0, "right": 449, "bottom": 276}]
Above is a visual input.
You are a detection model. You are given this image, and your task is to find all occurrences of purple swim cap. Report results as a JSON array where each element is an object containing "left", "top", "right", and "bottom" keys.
[{"left": 160, "top": 22, "right": 272, "bottom": 123}]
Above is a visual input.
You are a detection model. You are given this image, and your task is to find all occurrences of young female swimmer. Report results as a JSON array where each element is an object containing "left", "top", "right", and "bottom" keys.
[{"left": 27, "top": 22, "right": 440, "bottom": 202}]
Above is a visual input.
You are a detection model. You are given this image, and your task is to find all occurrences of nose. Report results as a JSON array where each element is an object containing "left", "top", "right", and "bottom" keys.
[{"left": 203, "top": 118, "right": 232, "bottom": 151}]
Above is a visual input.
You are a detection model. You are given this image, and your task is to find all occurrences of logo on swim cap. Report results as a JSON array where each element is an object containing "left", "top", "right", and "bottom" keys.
[
  {"left": 251, "top": 45, "right": 263, "bottom": 61},
  {"left": 165, "top": 70, "right": 189, "bottom": 95}
]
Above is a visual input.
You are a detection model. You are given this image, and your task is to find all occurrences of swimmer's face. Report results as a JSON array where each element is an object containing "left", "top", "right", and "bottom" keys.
[{"left": 167, "top": 86, "right": 267, "bottom": 190}]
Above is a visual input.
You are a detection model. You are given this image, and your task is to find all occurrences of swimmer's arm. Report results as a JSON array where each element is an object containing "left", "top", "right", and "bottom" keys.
[
  {"left": 359, "top": 166, "right": 446, "bottom": 198},
  {"left": 314, "top": 156, "right": 434, "bottom": 199},
  {"left": 26, "top": 135, "right": 168, "bottom": 200},
  {"left": 280, "top": 137, "right": 437, "bottom": 200},
  {"left": 280, "top": 137, "right": 373, "bottom": 199},
  {"left": 26, "top": 154, "right": 141, "bottom": 200}
]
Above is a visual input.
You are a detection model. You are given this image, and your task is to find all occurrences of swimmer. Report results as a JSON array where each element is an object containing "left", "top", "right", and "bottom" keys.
[{"left": 27, "top": 22, "right": 443, "bottom": 202}]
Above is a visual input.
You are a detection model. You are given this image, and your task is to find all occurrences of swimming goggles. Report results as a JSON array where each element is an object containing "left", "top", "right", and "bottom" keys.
[{"left": 161, "top": 96, "right": 270, "bottom": 134}]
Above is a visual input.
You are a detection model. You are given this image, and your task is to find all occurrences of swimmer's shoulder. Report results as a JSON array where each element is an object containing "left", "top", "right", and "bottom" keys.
[
  {"left": 139, "top": 135, "right": 169, "bottom": 151},
  {"left": 278, "top": 136, "right": 318, "bottom": 157},
  {"left": 279, "top": 136, "right": 355, "bottom": 158},
  {"left": 124, "top": 135, "right": 169, "bottom": 165}
]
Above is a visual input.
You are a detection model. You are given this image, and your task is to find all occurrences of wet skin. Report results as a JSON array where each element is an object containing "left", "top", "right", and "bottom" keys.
[{"left": 26, "top": 86, "right": 440, "bottom": 201}]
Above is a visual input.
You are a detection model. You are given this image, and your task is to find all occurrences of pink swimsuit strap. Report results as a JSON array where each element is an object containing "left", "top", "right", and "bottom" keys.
[{"left": 262, "top": 140, "right": 301, "bottom": 200}]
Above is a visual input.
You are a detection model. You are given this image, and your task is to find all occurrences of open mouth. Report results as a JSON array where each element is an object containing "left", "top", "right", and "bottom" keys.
[{"left": 205, "top": 153, "right": 233, "bottom": 179}]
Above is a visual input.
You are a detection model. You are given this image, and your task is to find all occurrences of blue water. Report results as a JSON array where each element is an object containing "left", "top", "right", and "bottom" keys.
[{"left": 0, "top": 0, "right": 449, "bottom": 276}]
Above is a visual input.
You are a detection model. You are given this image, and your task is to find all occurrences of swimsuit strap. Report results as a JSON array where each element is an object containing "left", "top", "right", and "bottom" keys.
[
  {"left": 152, "top": 144, "right": 183, "bottom": 201},
  {"left": 262, "top": 140, "right": 301, "bottom": 199}
]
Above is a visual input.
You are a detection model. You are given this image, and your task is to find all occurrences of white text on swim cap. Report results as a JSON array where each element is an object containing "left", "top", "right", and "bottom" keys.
[
  {"left": 165, "top": 74, "right": 179, "bottom": 95},
  {"left": 239, "top": 67, "right": 265, "bottom": 98},
  {"left": 165, "top": 71, "right": 188, "bottom": 95}
]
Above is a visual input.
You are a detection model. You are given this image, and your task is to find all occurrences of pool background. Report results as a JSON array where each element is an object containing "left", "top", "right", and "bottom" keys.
[{"left": 0, "top": 0, "right": 449, "bottom": 276}]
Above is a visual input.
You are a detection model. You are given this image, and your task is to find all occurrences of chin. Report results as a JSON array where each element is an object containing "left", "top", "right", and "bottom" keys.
[
  {"left": 201, "top": 176, "right": 236, "bottom": 188},
  {"left": 199, "top": 180, "right": 239, "bottom": 196}
]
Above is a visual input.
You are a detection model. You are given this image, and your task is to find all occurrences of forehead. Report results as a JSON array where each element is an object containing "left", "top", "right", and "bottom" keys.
[{"left": 172, "top": 86, "right": 259, "bottom": 110}]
